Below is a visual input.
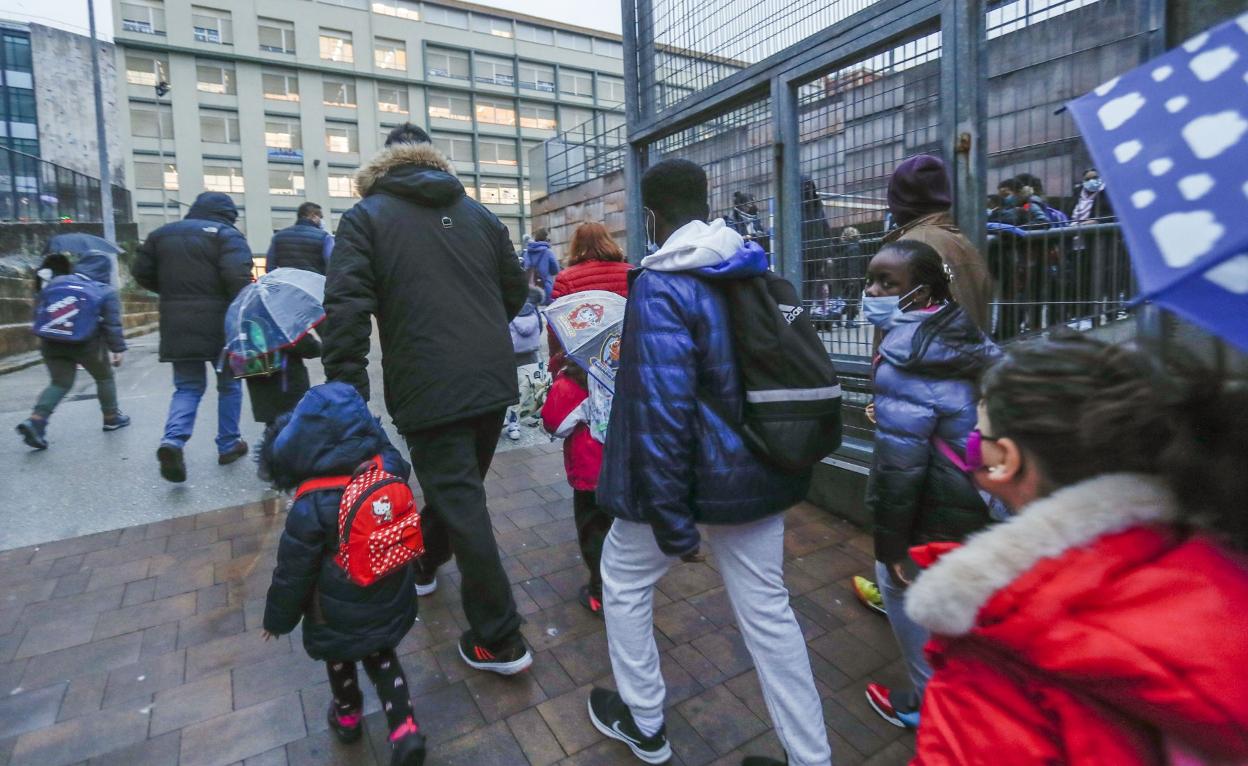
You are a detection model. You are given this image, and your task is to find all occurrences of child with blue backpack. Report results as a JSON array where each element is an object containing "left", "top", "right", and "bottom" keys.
[
  {"left": 17, "top": 251, "right": 130, "bottom": 450},
  {"left": 260, "top": 382, "right": 426, "bottom": 766}
]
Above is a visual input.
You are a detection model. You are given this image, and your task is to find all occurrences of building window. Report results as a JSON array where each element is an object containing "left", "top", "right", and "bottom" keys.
[
  {"left": 328, "top": 172, "right": 356, "bottom": 198},
  {"left": 133, "top": 159, "right": 178, "bottom": 190},
  {"left": 478, "top": 137, "right": 517, "bottom": 167},
  {"left": 560, "top": 106, "right": 594, "bottom": 131},
  {"left": 323, "top": 78, "right": 357, "bottom": 108},
  {"left": 475, "top": 97, "right": 515, "bottom": 127},
  {"left": 560, "top": 69, "right": 594, "bottom": 98},
  {"left": 262, "top": 70, "right": 299, "bottom": 101},
  {"left": 196, "top": 61, "right": 236, "bottom": 95},
  {"left": 426, "top": 48, "right": 469, "bottom": 80},
  {"left": 471, "top": 14, "right": 512, "bottom": 38},
  {"left": 264, "top": 118, "right": 301, "bottom": 149},
  {"left": 258, "top": 19, "right": 296, "bottom": 54},
  {"left": 556, "top": 31, "right": 592, "bottom": 53},
  {"left": 6, "top": 90, "right": 36, "bottom": 123},
  {"left": 377, "top": 85, "right": 409, "bottom": 114},
  {"left": 120, "top": 1, "right": 165, "bottom": 35},
  {"left": 479, "top": 179, "right": 520, "bottom": 205},
  {"left": 518, "top": 62, "right": 555, "bottom": 93},
  {"left": 319, "top": 29, "right": 354, "bottom": 63},
  {"left": 475, "top": 55, "right": 514, "bottom": 87},
  {"left": 374, "top": 38, "right": 406, "bottom": 71},
  {"left": 200, "top": 110, "right": 240, "bottom": 143},
  {"left": 432, "top": 134, "right": 472, "bottom": 163},
  {"left": 594, "top": 38, "right": 623, "bottom": 58},
  {"left": 598, "top": 77, "right": 625, "bottom": 106},
  {"left": 269, "top": 167, "right": 305, "bottom": 196},
  {"left": 125, "top": 53, "right": 168, "bottom": 87},
  {"left": 424, "top": 5, "right": 468, "bottom": 28},
  {"left": 203, "top": 163, "right": 244, "bottom": 193},
  {"left": 192, "top": 7, "right": 232, "bottom": 45},
  {"left": 519, "top": 103, "right": 556, "bottom": 130},
  {"left": 130, "top": 103, "right": 174, "bottom": 138},
  {"left": 427, "top": 92, "right": 470, "bottom": 122},
  {"left": 516, "top": 23, "right": 553, "bottom": 45},
  {"left": 325, "top": 123, "right": 359, "bottom": 153},
  {"left": 372, "top": 0, "right": 418, "bottom": 19}
]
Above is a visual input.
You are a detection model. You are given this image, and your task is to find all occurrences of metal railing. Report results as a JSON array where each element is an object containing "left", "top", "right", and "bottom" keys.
[
  {"left": 537, "top": 114, "right": 628, "bottom": 197},
  {"left": 0, "top": 146, "right": 131, "bottom": 226}
]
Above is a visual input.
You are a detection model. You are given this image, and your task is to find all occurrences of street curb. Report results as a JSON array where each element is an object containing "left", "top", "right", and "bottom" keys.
[{"left": 0, "top": 323, "right": 160, "bottom": 376}]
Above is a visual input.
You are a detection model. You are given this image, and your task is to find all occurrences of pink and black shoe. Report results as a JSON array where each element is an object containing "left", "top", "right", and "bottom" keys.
[
  {"left": 579, "top": 585, "right": 603, "bottom": 617},
  {"left": 389, "top": 716, "right": 426, "bottom": 766},
  {"left": 327, "top": 703, "right": 363, "bottom": 744}
]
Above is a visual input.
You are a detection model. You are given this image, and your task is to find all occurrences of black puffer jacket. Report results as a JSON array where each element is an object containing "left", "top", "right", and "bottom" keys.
[
  {"left": 866, "top": 304, "right": 1000, "bottom": 566},
  {"left": 262, "top": 382, "right": 417, "bottom": 661},
  {"left": 132, "top": 192, "right": 254, "bottom": 362},
  {"left": 322, "top": 143, "right": 528, "bottom": 433}
]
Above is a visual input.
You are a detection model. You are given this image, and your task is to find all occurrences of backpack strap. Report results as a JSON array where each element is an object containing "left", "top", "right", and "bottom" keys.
[{"left": 294, "top": 475, "right": 351, "bottom": 501}]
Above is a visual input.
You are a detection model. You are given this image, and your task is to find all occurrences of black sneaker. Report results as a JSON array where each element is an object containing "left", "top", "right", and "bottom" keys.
[
  {"left": 17, "top": 419, "right": 48, "bottom": 450},
  {"left": 578, "top": 584, "right": 603, "bottom": 617},
  {"left": 326, "top": 702, "right": 362, "bottom": 744},
  {"left": 389, "top": 718, "right": 426, "bottom": 766},
  {"left": 102, "top": 413, "right": 131, "bottom": 432},
  {"left": 457, "top": 630, "right": 533, "bottom": 675},
  {"left": 587, "top": 687, "right": 672, "bottom": 764},
  {"left": 157, "top": 444, "right": 187, "bottom": 483},
  {"left": 218, "top": 440, "right": 249, "bottom": 465},
  {"left": 741, "top": 756, "right": 787, "bottom": 766}
]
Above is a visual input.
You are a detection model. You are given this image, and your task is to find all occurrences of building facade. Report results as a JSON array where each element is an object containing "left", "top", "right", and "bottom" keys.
[{"left": 111, "top": 0, "right": 626, "bottom": 257}]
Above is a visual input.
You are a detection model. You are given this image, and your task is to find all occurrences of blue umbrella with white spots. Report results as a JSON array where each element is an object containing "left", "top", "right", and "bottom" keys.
[{"left": 1067, "top": 12, "right": 1248, "bottom": 351}]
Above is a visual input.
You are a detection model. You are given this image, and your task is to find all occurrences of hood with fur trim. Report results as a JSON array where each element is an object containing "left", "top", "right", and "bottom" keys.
[{"left": 355, "top": 143, "right": 460, "bottom": 204}]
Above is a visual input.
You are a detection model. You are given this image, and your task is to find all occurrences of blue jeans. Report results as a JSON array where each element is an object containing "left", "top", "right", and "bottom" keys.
[
  {"left": 876, "top": 559, "right": 933, "bottom": 714},
  {"left": 162, "top": 361, "right": 242, "bottom": 454}
]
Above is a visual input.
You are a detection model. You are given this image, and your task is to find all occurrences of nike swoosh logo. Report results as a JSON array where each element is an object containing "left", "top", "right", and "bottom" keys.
[{"left": 610, "top": 721, "right": 644, "bottom": 746}]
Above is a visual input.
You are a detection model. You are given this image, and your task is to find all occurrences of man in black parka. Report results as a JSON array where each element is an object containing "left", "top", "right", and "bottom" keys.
[
  {"left": 322, "top": 124, "right": 532, "bottom": 675},
  {"left": 133, "top": 191, "right": 254, "bottom": 483}
]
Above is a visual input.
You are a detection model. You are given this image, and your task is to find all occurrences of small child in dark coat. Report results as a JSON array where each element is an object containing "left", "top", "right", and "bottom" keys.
[{"left": 260, "top": 382, "right": 425, "bottom": 766}]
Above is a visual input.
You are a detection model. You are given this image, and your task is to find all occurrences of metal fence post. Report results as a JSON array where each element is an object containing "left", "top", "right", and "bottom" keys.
[
  {"left": 942, "top": 0, "right": 987, "bottom": 258},
  {"left": 774, "top": 74, "right": 802, "bottom": 289},
  {"left": 622, "top": 0, "right": 649, "bottom": 264}
]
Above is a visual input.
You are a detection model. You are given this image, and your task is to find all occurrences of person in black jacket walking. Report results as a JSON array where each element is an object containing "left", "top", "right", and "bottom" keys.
[
  {"left": 133, "top": 192, "right": 254, "bottom": 483},
  {"left": 266, "top": 201, "right": 334, "bottom": 275},
  {"left": 321, "top": 123, "right": 532, "bottom": 675}
]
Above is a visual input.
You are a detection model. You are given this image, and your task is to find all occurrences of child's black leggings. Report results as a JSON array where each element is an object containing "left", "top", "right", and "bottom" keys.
[{"left": 325, "top": 648, "right": 414, "bottom": 733}]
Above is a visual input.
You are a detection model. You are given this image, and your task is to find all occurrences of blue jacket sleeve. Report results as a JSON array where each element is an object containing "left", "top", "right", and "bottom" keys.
[
  {"left": 618, "top": 274, "right": 701, "bottom": 557},
  {"left": 263, "top": 495, "right": 326, "bottom": 636},
  {"left": 99, "top": 286, "right": 126, "bottom": 353}
]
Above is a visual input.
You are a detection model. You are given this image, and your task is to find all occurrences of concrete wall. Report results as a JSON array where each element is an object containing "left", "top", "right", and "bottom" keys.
[
  {"left": 529, "top": 168, "right": 627, "bottom": 263},
  {"left": 29, "top": 24, "right": 125, "bottom": 185}
]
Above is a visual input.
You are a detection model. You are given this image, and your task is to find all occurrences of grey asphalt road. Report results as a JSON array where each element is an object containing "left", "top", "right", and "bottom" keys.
[{"left": 0, "top": 330, "right": 552, "bottom": 551}]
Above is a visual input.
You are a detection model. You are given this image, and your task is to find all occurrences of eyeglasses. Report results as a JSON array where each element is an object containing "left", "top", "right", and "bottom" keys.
[{"left": 932, "top": 429, "right": 1000, "bottom": 473}]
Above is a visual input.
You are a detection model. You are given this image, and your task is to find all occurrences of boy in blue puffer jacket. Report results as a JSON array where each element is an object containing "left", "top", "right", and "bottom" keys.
[{"left": 260, "top": 382, "right": 425, "bottom": 766}]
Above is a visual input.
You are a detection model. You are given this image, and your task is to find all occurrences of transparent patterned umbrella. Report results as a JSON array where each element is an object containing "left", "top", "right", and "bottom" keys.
[{"left": 223, "top": 268, "right": 325, "bottom": 377}]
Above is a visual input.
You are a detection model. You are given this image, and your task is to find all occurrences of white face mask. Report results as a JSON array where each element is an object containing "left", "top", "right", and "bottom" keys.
[{"left": 861, "top": 285, "right": 925, "bottom": 330}]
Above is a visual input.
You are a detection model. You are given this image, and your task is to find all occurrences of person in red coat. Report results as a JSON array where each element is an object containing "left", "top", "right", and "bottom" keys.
[
  {"left": 541, "top": 222, "right": 631, "bottom": 615},
  {"left": 905, "top": 334, "right": 1248, "bottom": 765}
]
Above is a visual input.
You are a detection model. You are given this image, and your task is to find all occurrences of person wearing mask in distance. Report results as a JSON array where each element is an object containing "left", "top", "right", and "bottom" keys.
[
  {"left": 907, "top": 335, "right": 1248, "bottom": 764},
  {"left": 266, "top": 201, "right": 334, "bottom": 275},
  {"left": 589, "top": 159, "right": 831, "bottom": 766},
  {"left": 856, "top": 240, "right": 999, "bottom": 730}
]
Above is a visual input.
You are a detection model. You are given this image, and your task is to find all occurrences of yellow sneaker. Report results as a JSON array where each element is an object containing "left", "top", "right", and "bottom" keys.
[{"left": 853, "top": 576, "right": 887, "bottom": 616}]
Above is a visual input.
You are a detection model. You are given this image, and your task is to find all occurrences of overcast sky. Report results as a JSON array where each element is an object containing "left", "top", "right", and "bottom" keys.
[{"left": 0, "top": 0, "right": 622, "bottom": 40}]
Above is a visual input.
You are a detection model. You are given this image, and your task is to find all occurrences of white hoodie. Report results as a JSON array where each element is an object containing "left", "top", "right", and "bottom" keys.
[{"left": 639, "top": 218, "right": 744, "bottom": 273}]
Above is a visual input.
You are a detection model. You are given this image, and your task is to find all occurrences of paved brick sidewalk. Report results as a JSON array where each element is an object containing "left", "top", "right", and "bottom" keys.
[{"left": 0, "top": 443, "right": 914, "bottom": 766}]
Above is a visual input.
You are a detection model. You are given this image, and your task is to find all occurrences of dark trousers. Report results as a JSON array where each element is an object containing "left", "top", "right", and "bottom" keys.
[
  {"left": 34, "top": 342, "right": 118, "bottom": 419},
  {"left": 574, "top": 489, "right": 613, "bottom": 597},
  {"left": 325, "top": 649, "right": 414, "bottom": 733},
  {"left": 405, "top": 410, "right": 520, "bottom": 647}
]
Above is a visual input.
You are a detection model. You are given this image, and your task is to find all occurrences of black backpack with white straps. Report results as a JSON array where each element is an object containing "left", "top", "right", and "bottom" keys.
[{"left": 704, "top": 271, "right": 843, "bottom": 474}]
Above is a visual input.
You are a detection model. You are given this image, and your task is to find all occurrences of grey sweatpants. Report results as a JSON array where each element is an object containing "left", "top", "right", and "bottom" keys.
[{"left": 602, "top": 516, "right": 833, "bottom": 766}]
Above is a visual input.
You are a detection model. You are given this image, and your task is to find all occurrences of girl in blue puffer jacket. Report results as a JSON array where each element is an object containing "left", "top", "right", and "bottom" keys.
[
  {"left": 260, "top": 382, "right": 426, "bottom": 766},
  {"left": 856, "top": 239, "right": 999, "bottom": 731}
]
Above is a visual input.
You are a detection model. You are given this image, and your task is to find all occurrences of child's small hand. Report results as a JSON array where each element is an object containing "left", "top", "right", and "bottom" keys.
[{"left": 261, "top": 630, "right": 279, "bottom": 641}]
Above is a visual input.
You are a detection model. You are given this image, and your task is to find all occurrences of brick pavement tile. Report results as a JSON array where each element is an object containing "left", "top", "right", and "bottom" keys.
[
  {"left": 685, "top": 587, "right": 734, "bottom": 629},
  {"left": 533, "top": 484, "right": 564, "bottom": 503},
  {"left": 492, "top": 527, "right": 546, "bottom": 557},
  {"left": 532, "top": 518, "right": 579, "bottom": 547},
  {"left": 14, "top": 611, "right": 100, "bottom": 660},
  {"left": 391, "top": 648, "right": 449, "bottom": 696},
  {"left": 520, "top": 601, "right": 601, "bottom": 653},
  {"left": 21, "top": 633, "right": 142, "bottom": 689},
  {"left": 521, "top": 576, "right": 564, "bottom": 611},
  {"left": 690, "top": 628, "right": 753, "bottom": 679},
  {"left": 196, "top": 584, "right": 230, "bottom": 614},
  {"left": 140, "top": 624, "right": 180, "bottom": 659},
  {"left": 194, "top": 506, "right": 245, "bottom": 531},
  {"left": 827, "top": 680, "right": 910, "bottom": 745},
  {"left": 808, "top": 628, "right": 892, "bottom": 682},
  {"left": 529, "top": 650, "right": 576, "bottom": 699},
  {"left": 84, "top": 730, "right": 180, "bottom": 766},
  {"left": 791, "top": 546, "right": 869, "bottom": 584},
  {"left": 3, "top": 579, "right": 57, "bottom": 614},
  {"left": 20, "top": 584, "right": 124, "bottom": 627},
  {"left": 101, "top": 649, "right": 185, "bottom": 707},
  {"left": 802, "top": 583, "right": 870, "bottom": 627},
  {"left": 553, "top": 738, "right": 641, "bottom": 766},
  {"left": 93, "top": 593, "right": 197, "bottom": 641},
  {"left": 9, "top": 706, "right": 149, "bottom": 766},
  {"left": 230, "top": 535, "right": 264, "bottom": 560},
  {"left": 665, "top": 707, "right": 718, "bottom": 766},
  {"left": 152, "top": 563, "right": 216, "bottom": 601},
  {"left": 230, "top": 650, "right": 324, "bottom": 710},
  {"left": 184, "top": 631, "right": 291, "bottom": 681},
  {"left": 861, "top": 740, "right": 914, "bottom": 766},
  {"left": 820, "top": 695, "right": 892, "bottom": 759},
  {"left": 543, "top": 499, "right": 575, "bottom": 521},
  {"left": 0, "top": 633, "right": 20, "bottom": 665},
  {"left": 506, "top": 707, "right": 565, "bottom": 766},
  {"left": 55, "top": 671, "right": 107, "bottom": 722},
  {"left": 463, "top": 665, "right": 548, "bottom": 722},
  {"left": 676, "top": 684, "right": 769, "bottom": 757},
  {"left": 81, "top": 539, "right": 168, "bottom": 571},
  {"left": 536, "top": 683, "right": 599, "bottom": 756},
  {"left": 657, "top": 562, "right": 722, "bottom": 602},
  {"left": 784, "top": 520, "right": 850, "bottom": 558},
  {"left": 501, "top": 556, "right": 534, "bottom": 584},
  {"left": 0, "top": 609, "right": 18, "bottom": 638},
  {"left": 241, "top": 745, "right": 287, "bottom": 766},
  {"left": 491, "top": 490, "right": 544, "bottom": 514},
  {"left": 51, "top": 572, "right": 91, "bottom": 600},
  {"left": 141, "top": 518, "right": 178, "bottom": 540},
  {"left": 506, "top": 505, "right": 556, "bottom": 530},
  {"left": 512, "top": 583, "right": 543, "bottom": 616},
  {"left": 178, "top": 694, "right": 306, "bottom": 766},
  {"left": 122, "top": 578, "right": 157, "bottom": 608},
  {"left": 781, "top": 561, "right": 829, "bottom": 597},
  {"left": 432, "top": 718, "right": 529, "bottom": 765},
  {"left": 118, "top": 526, "right": 147, "bottom": 546},
  {"left": 283, "top": 729, "right": 372, "bottom": 765},
  {"left": 409, "top": 682, "right": 485, "bottom": 746},
  {"left": 29, "top": 531, "right": 121, "bottom": 564},
  {"left": 844, "top": 614, "right": 901, "bottom": 659},
  {"left": 790, "top": 593, "right": 849, "bottom": 634},
  {"left": 0, "top": 547, "right": 36, "bottom": 568},
  {"left": 163, "top": 528, "right": 220, "bottom": 555},
  {"left": 654, "top": 601, "right": 717, "bottom": 646},
  {"left": 150, "top": 672, "right": 232, "bottom": 736},
  {"left": 544, "top": 565, "right": 589, "bottom": 603},
  {"left": 550, "top": 631, "right": 611, "bottom": 687},
  {"left": 430, "top": 639, "right": 474, "bottom": 686},
  {"left": 176, "top": 608, "right": 245, "bottom": 652},
  {"left": 0, "top": 682, "right": 66, "bottom": 740},
  {"left": 669, "top": 643, "right": 728, "bottom": 689}
]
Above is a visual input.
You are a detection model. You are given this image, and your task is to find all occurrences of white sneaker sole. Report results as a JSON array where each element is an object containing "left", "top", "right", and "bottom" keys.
[
  {"left": 415, "top": 578, "right": 437, "bottom": 597},
  {"left": 457, "top": 643, "right": 533, "bottom": 675},
  {"left": 587, "top": 697, "right": 672, "bottom": 764},
  {"left": 864, "top": 689, "right": 906, "bottom": 728}
]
